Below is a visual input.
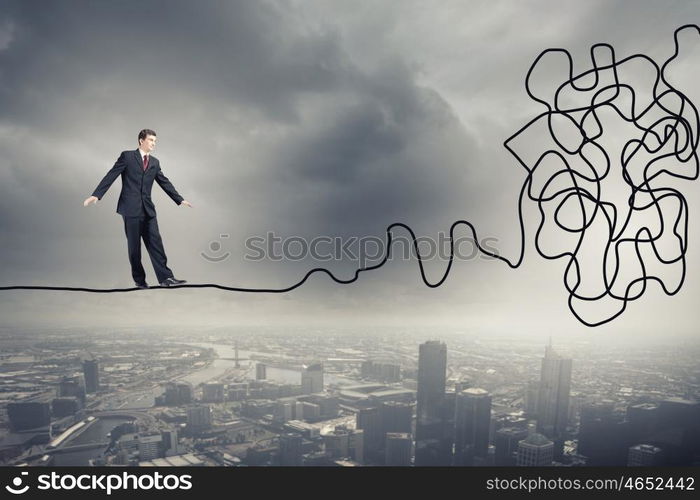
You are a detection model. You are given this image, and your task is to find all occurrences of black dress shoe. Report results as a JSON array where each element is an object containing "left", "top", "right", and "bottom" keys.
[
  {"left": 159, "top": 277, "right": 187, "bottom": 287},
  {"left": 135, "top": 282, "right": 149, "bottom": 289}
]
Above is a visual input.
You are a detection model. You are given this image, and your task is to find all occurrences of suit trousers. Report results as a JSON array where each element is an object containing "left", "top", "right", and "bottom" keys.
[{"left": 122, "top": 215, "right": 174, "bottom": 284}]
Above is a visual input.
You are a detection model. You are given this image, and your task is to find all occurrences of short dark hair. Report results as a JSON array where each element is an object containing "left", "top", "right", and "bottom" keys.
[{"left": 138, "top": 129, "right": 157, "bottom": 143}]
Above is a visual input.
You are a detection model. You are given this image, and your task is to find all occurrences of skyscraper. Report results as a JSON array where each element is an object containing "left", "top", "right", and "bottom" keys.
[
  {"left": 357, "top": 406, "right": 382, "bottom": 462},
  {"left": 301, "top": 363, "right": 324, "bottom": 394},
  {"left": 517, "top": 422, "right": 554, "bottom": 466},
  {"left": 361, "top": 361, "right": 402, "bottom": 383},
  {"left": 51, "top": 397, "right": 81, "bottom": 418},
  {"left": 350, "top": 429, "right": 364, "bottom": 464},
  {"left": 83, "top": 358, "right": 100, "bottom": 394},
  {"left": 653, "top": 398, "right": 700, "bottom": 464},
  {"left": 324, "top": 427, "right": 351, "bottom": 458},
  {"left": 628, "top": 444, "right": 664, "bottom": 466},
  {"left": 495, "top": 427, "right": 529, "bottom": 466},
  {"left": 380, "top": 401, "right": 413, "bottom": 435},
  {"left": 177, "top": 382, "right": 194, "bottom": 404},
  {"left": 279, "top": 433, "right": 303, "bottom": 466},
  {"left": 186, "top": 405, "right": 212, "bottom": 434},
  {"left": 162, "top": 381, "right": 194, "bottom": 405},
  {"left": 385, "top": 433, "right": 412, "bottom": 466},
  {"left": 202, "top": 382, "right": 225, "bottom": 403},
  {"left": 138, "top": 433, "right": 162, "bottom": 461},
  {"left": 58, "top": 375, "right": 86, "bottom": 404},
  {"left": 256, "top": 363, "right": 267, "bottom": 380},
  {"left": 161, "top": 428, "right": 181, "bottom": 457},
  {"left": 536, "top": 341, "right": 572, "bottom": 441},
  {"left": 626, "top": 403, "right": 658, "bottom": 444},
  {"left": 524, "top": 380, "right": 539, "bottom": 416},
  {"left": 414, "top": 340, "right": 450, "bottom": 466},
  {"left": 578, "top": 402, "right": 631, "bottom": 465},
  {"left": 454, "top": 388, "right": 492, "bottom": 465},
  {"left": 7, "top": 402, "right": 51, "bottom": 432}
]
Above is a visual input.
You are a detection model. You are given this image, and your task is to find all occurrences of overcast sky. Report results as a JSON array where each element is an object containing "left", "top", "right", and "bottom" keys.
[{"left": 0, "top": 0, "right": 699, "bottom": 338}]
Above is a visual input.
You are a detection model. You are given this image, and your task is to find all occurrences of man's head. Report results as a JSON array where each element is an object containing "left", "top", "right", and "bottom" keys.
[{"left": 138, "top": 129, "right": 157, "bottom": 153}]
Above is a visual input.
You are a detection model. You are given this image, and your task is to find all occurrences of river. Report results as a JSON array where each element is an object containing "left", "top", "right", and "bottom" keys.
[
  {"left": 52, "top": 417, "right": 132, "bottom": 466},
  {"left": 182, "top": 342, "right": 357, "bottom": 387},
  {"left": 54, "top": 341, "right": 359, "bottom": 465}
]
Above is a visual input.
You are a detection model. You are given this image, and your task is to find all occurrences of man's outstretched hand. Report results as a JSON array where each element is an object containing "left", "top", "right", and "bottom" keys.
[{"left": 84, "top": 196, "right": 192, "bottom": 207}]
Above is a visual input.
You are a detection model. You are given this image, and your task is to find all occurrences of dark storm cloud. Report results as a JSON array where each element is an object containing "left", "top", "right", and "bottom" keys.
[
  {"left": 0, "top": 0, "right": 472, "bottom": 233},
  {"left": 0, "top": 0, "right": 351, "bottom": 125}
]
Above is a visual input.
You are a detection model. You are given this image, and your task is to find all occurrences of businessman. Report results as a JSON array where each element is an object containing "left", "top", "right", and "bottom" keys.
[{"left": 84, "top": 129, "right": 192, "bottom": 288}]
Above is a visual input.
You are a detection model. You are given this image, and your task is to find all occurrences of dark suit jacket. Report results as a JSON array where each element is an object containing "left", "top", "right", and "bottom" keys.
[{"left": 92, "top": 149, "right": 184, "bottom": 217}]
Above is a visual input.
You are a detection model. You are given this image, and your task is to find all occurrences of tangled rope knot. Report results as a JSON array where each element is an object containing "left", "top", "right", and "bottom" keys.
[{"left": 505, "top": 24, "right": 700, "bottom": 326}]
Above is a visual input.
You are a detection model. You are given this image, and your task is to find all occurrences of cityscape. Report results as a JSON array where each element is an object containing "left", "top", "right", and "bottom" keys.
[{"left": 0, "top": 326, "right": 698, "bottom": 467}]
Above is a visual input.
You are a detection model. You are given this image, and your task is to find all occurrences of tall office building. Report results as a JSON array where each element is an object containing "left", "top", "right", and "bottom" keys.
[
  {"left": 654, "top": 398, "right": 700, "bottom": 464},
  {"left": 177, "top": 382, "right": 194, "bottom": 404},
  {"left": 323, "top": 426, "right": 364, "bottom": 463},
  {"left": 536, "top": 341, "right": 572, "bottom": 441},
  {"left": 626, "top": 403, "right": 658, "bottom": 443},
  {"left": 656, "top": 398, "right": 700, "bottom": 433},
  {"left": 51, "top": 397, "right": 81, "bottom": 417},
  {"left": 227, "top": 382, "right": 248, "bottom": 401},
  {"left": 495, "top": 426, "right": 529, "bottom": 466},
  {"left": 524, "top": 380, "right": 539, "bottom": 415},
  {"left": 161, "top": 428, "right": 181, "bottom": 457},
  {"left": 578, "top": 402, "right": 611, "bottom": 457},
  {"left": 361, "top": 361, "right": 401, "bottom": 383},
  {"left": 628, "top": 444, "right": 664, "bottom": 466},
  {"left": 58, "top": 375, "right": 86, "bottom": 404},
  {"left": 202, "top": 383, "right": 225, "bottom": 403},
  {"left": 517, "top": 423, "right": 554, "bottom": 466},
  {"left": 324, "top": 427, "right": 351, "bottom": 458},
  {"left": 138, "top": 433, "right": 162, "bottom": 461},
  {"left": 454, "top": 388, "right": 492, "bottom": 465},
  {"left": 357, "top": 406, "right": 382, "bottom": 462},
  {"left": 279, "top": 433, "right": 303, "bottom": 466},
  {"left": 301, "top": 363, "right": 324, "bottom": 394},
  {"left": 163, "top": 383, "right": 179, "bottom": 405},
  {"left": 256, "top": 363, "right": 267, "bottom": 380},
  {"left": 7, "top": 402, "right": 51, "bottom": 432},
  {"left": 442, "top": 390, "right": 457, "bottom": 459},
  {"left": 578, "top": 402, "right": 631, "bottom": 465},
  {"left": 380, "top": 401, "right": 413, "bottom": 435},
  {"left": 164, "top": 381, "right": 194, "bottom": 405},
  {"left": 308, "top": 394, "right": 339, "bottom": 419},
  {"left": 186, "top": 405, "right": 212, "bottom": 434},
  {"left": 415, "top": 340, "right": 451, "bottom": 466},
  {"left": 274, "top": 401, "right": 295, "bottom": 423},
  {"left": 350, "top": 429, "right": 364, "bottom": 464},
  {"left": 385, "top": 433, "right": 412, "bottom": 466},
  {"left": 83, "top": 359, "right": 100, "bottom": 394}
]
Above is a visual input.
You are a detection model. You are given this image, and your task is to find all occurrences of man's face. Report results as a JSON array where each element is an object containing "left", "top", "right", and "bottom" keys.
[{"left": 139, "top": 134, "right": 157, "bottom": 153}]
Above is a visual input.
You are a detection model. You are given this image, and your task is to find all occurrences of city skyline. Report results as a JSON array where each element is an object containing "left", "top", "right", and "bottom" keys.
[{"left": 1, "top": 325, "right": 697, "bottom": 466}]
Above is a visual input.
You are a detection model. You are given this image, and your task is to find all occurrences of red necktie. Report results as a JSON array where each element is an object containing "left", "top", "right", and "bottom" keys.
[{"left": 143, "top": 155, "right": 149, "bottom": 171}]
